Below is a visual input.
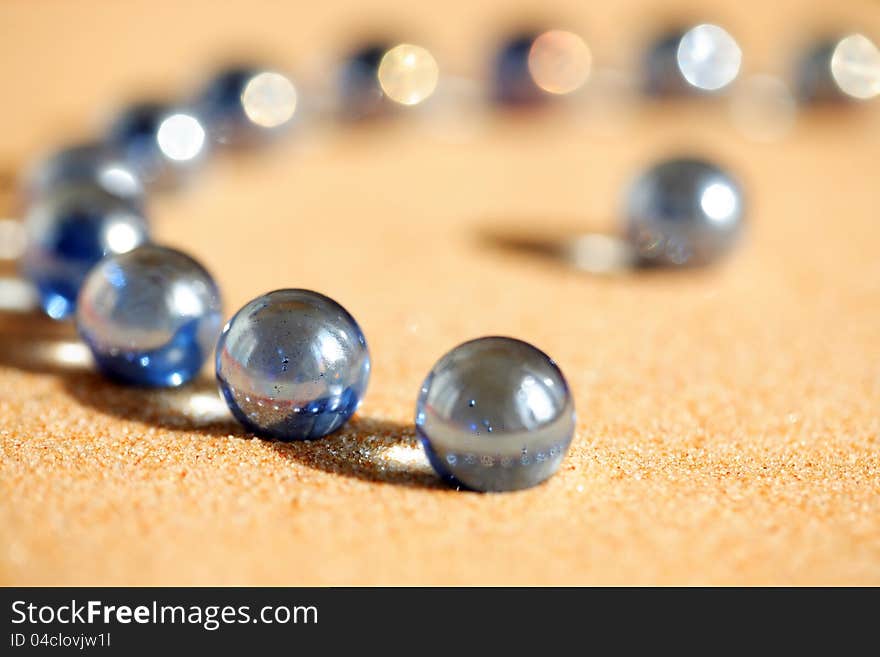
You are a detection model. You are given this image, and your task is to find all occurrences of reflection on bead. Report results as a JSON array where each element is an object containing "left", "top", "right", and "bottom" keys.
[
  {"left": 831, "top": 34, "right": 880, "bottom": 101},
  {"left": 25, "top": 143, "right": 144, "bottom": 204},
  {"left": 527, "top": 29, "right": 592, "bottom": 95},
  {"left": 21, "top": 184, "right": 150, "bottom": 319},
  {"left": 76, "top": 245, "right": 222, "bottom": 387},
  {"left": 196, "top": 67, "right": 298, "bottom": 145},
  {"left": 796, "top": 34, "right": 880, "bottom": 104},
  {"left": 378, "top": 44, "right": 439, "bottom": 106},
  {"left": 416, "top": 337, "right": 575, "bottom": 492},
  {"left": 216, "top": 289, "right": 370, "bottom": 440},
  {"left": 795, "top": 38, "right": 846, "bottom": 104},
  {"left": 338, "top": 42, "right": 392, "bottom": 120},
  {"left": 677, "top": 24, "right": 741, "bottom": 92},
  {"left": 625, "top": 157, "right": 744, "bottom": 267},
  {"left": 492, "top": 31, "right": 545, "bottom": 106},
  {"left": 643, "top": 25, "right": 741, "bottom": 96},
  {"left": 107, "top": 102, "right": 207, "bottom": 187}
]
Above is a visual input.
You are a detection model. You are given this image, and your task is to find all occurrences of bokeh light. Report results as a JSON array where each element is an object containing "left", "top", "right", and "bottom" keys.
[
  {"left": 677, "top": 24, "right": 742, "bottom": 91},
  {"left": 241, "top": 71, "right": 298, "bottom": 127},
  {"left": 156, "top": 113, "right": 206, "bottom": 162},
  {"left": 729, "top": 74, "right": 796, "bottom": 142},
  {"left": 378, "top": 44, "right": 439, "bottom": 106},
  {"left": 527, "top": 30, "right": 592, "bottom": 95},
  {"left": 831, "top": 33, "right": 880, "bottom": 100}
]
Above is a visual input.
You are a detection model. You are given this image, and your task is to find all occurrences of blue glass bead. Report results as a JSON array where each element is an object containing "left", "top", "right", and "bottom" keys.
[
  {"left": 106, "top": 102, "right": 207, "bottom": 187},
  {"left": 643, "top": 25, "right": 742, "bottom": 96},
  {"left": 195, "top": 66, "right": 297, "bottom": 145},
  {"left": 21, "top": 184, "right": 150, "bottom": 320},
  {"left": 25, "top": 142, "right": 144, "bottom": 205},
  {"left": 337, "top": 42, "right": 391, "bottom": 120},
  {"left": 795, "top": 38, "right": 847, "bottom": 104},
  {"left": 642, "top": 29, "right": 690, "bottom": 96},
  {"left": 416, "top": 337, "right": 575, "bottom": 492},
  {"left": 492, "top": 31, "right": 545, "bottom": 106},
  {"left": 625, "top": 157, "right": 745, "bottom": 267},
  {"left": 216, "top": 289, "right": 371, "bottom": 440},
  {"left": 76, "top": 245, "right": 223, "bottom": 387}
]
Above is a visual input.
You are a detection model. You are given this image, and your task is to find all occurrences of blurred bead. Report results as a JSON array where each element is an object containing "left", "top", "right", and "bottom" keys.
[
  {"left": 337, "top": 42, "right": 392, "bottom": 120},
  {"left": 107, "top": 102, "right": 207, "bottom": 187},
  {"left": 625, "top": 158, "right": 744, "bottom": 267},
  {"left": 797, "top": 34, "right": 880, "bottom": 103},
  {"left": 77, "top": 245, "right": 222, "bottom": 387},
  {"left": 416, "top": 337, "right": 575, "bottom": 492},
  {"left": 21, "top": 184, "right": 150, "bottom": 319},
  {"left": 25, "top": 142, "right": 144, "bottom": 205},
  {"left": 644, "top": 24, "right": 741, "bottom": 96},
  {"left": 196, "top": 67, "right": 298, "bottom": 145},
  {"left": 378, "top": 44, "right": 439, "bottom": 106},
  {"left": 492, "top": 31, "right": 546, "bottom": 106},
  {"left": 216, "top": 289, "right": 370, "bottom": 440}
]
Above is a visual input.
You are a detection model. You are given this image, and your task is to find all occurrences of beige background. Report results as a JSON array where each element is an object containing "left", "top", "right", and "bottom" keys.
[{"left": 1, "top": 0, "right": 879, "bottom": 585}]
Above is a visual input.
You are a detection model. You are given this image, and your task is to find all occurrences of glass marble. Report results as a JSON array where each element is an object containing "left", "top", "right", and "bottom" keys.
[
  {"left": 416, "top": 337, "right": 575, "bottom": 492},
  {"left": 624, "top": 157, "right": 744, "bottom": 267},
  {"left": 216, "top": 289, "right": 370, "bottom": 440},
  {"left": 76, "top": 245, "right": 223, "bottom": 387},
  {"left": 25, "top": 142, "right": 144, "bottom": 205},
  {"left": 195, "top": 66, "right": 298, "bottom": 145},
  {"left": 797, "top": 35, "right": 880, "bottom": 103},
  {"left": 492, "top": 32, "right": 546, "bottom": 106},
  {"left": 107, "top": 102, "right": 207, "bottom": 187},
  {"left": 337, "top": 42, "right": 392, "bottom": 120},
  {"left": 21, "top": 184, "right": 150, "bottom": 319},
  {"left": 643, "top": 25, "right": 741, "bottom": 95}
]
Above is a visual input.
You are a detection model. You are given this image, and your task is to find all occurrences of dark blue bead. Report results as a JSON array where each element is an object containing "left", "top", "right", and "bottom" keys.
[
  {"left": 21, "top": 184, "right": 150, "bottom": 319},
  {"left": 492, "top": 32, "right": 545, "bottom": 106},
  {"left": 25, "top": 142, "right": 144, "bottom": 205},
  {"left": 642, "top": 30, "right": 690, "bottom": 96},
  {"left": 416, "top": 337, "right": 575, "bottom": 492},
  {"left": 76, "top": 245, "right": 223, "bottom": 387},
  {"left": 216, "top": 289, "right": 371, "bottom": 440},
  {"left": 337, "top": 42, "right": 391, "bottom": 120},
  {"left": 196, "top": 68, "right": 255, "bottom": 143}
]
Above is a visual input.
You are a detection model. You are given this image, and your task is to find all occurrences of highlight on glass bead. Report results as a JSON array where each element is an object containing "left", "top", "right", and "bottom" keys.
[
  {"left": 377, "top": 44, "right": 440, "bottom": 106},
  {"left": 76, "top": 244, "right": 223, "bottom": 387},
  {"left": 676, "top": 24, "right": 742, "bottom": 91},
  {"left": 644, "top": 24, "right": 741, "bottom": 95},
  {"left": 196, "top": 67, "right": 298, "bottom": 144},
  {"left": 20, "top": 184, "right": 150, "bottom": 319},
  {"left": 216, "top": 289, "right": 371, "bottom": 441},
  {"left": 107, "top": 102, "right": 208, "bottom": 186},
  {"left": 416, "top": 336, "right": 575, "bottom": 492},
  {"left": 24, "top": 142, "right": 144, "bottom": 204},
  {"left": 830, "top": 34, "right": 880, "bottom": 100},
  {"left": 527, "top": 29, "right": 592, "bottom": 95},
  {"left": 624, "top": 157, "right": 745, "bottom": 267}
]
